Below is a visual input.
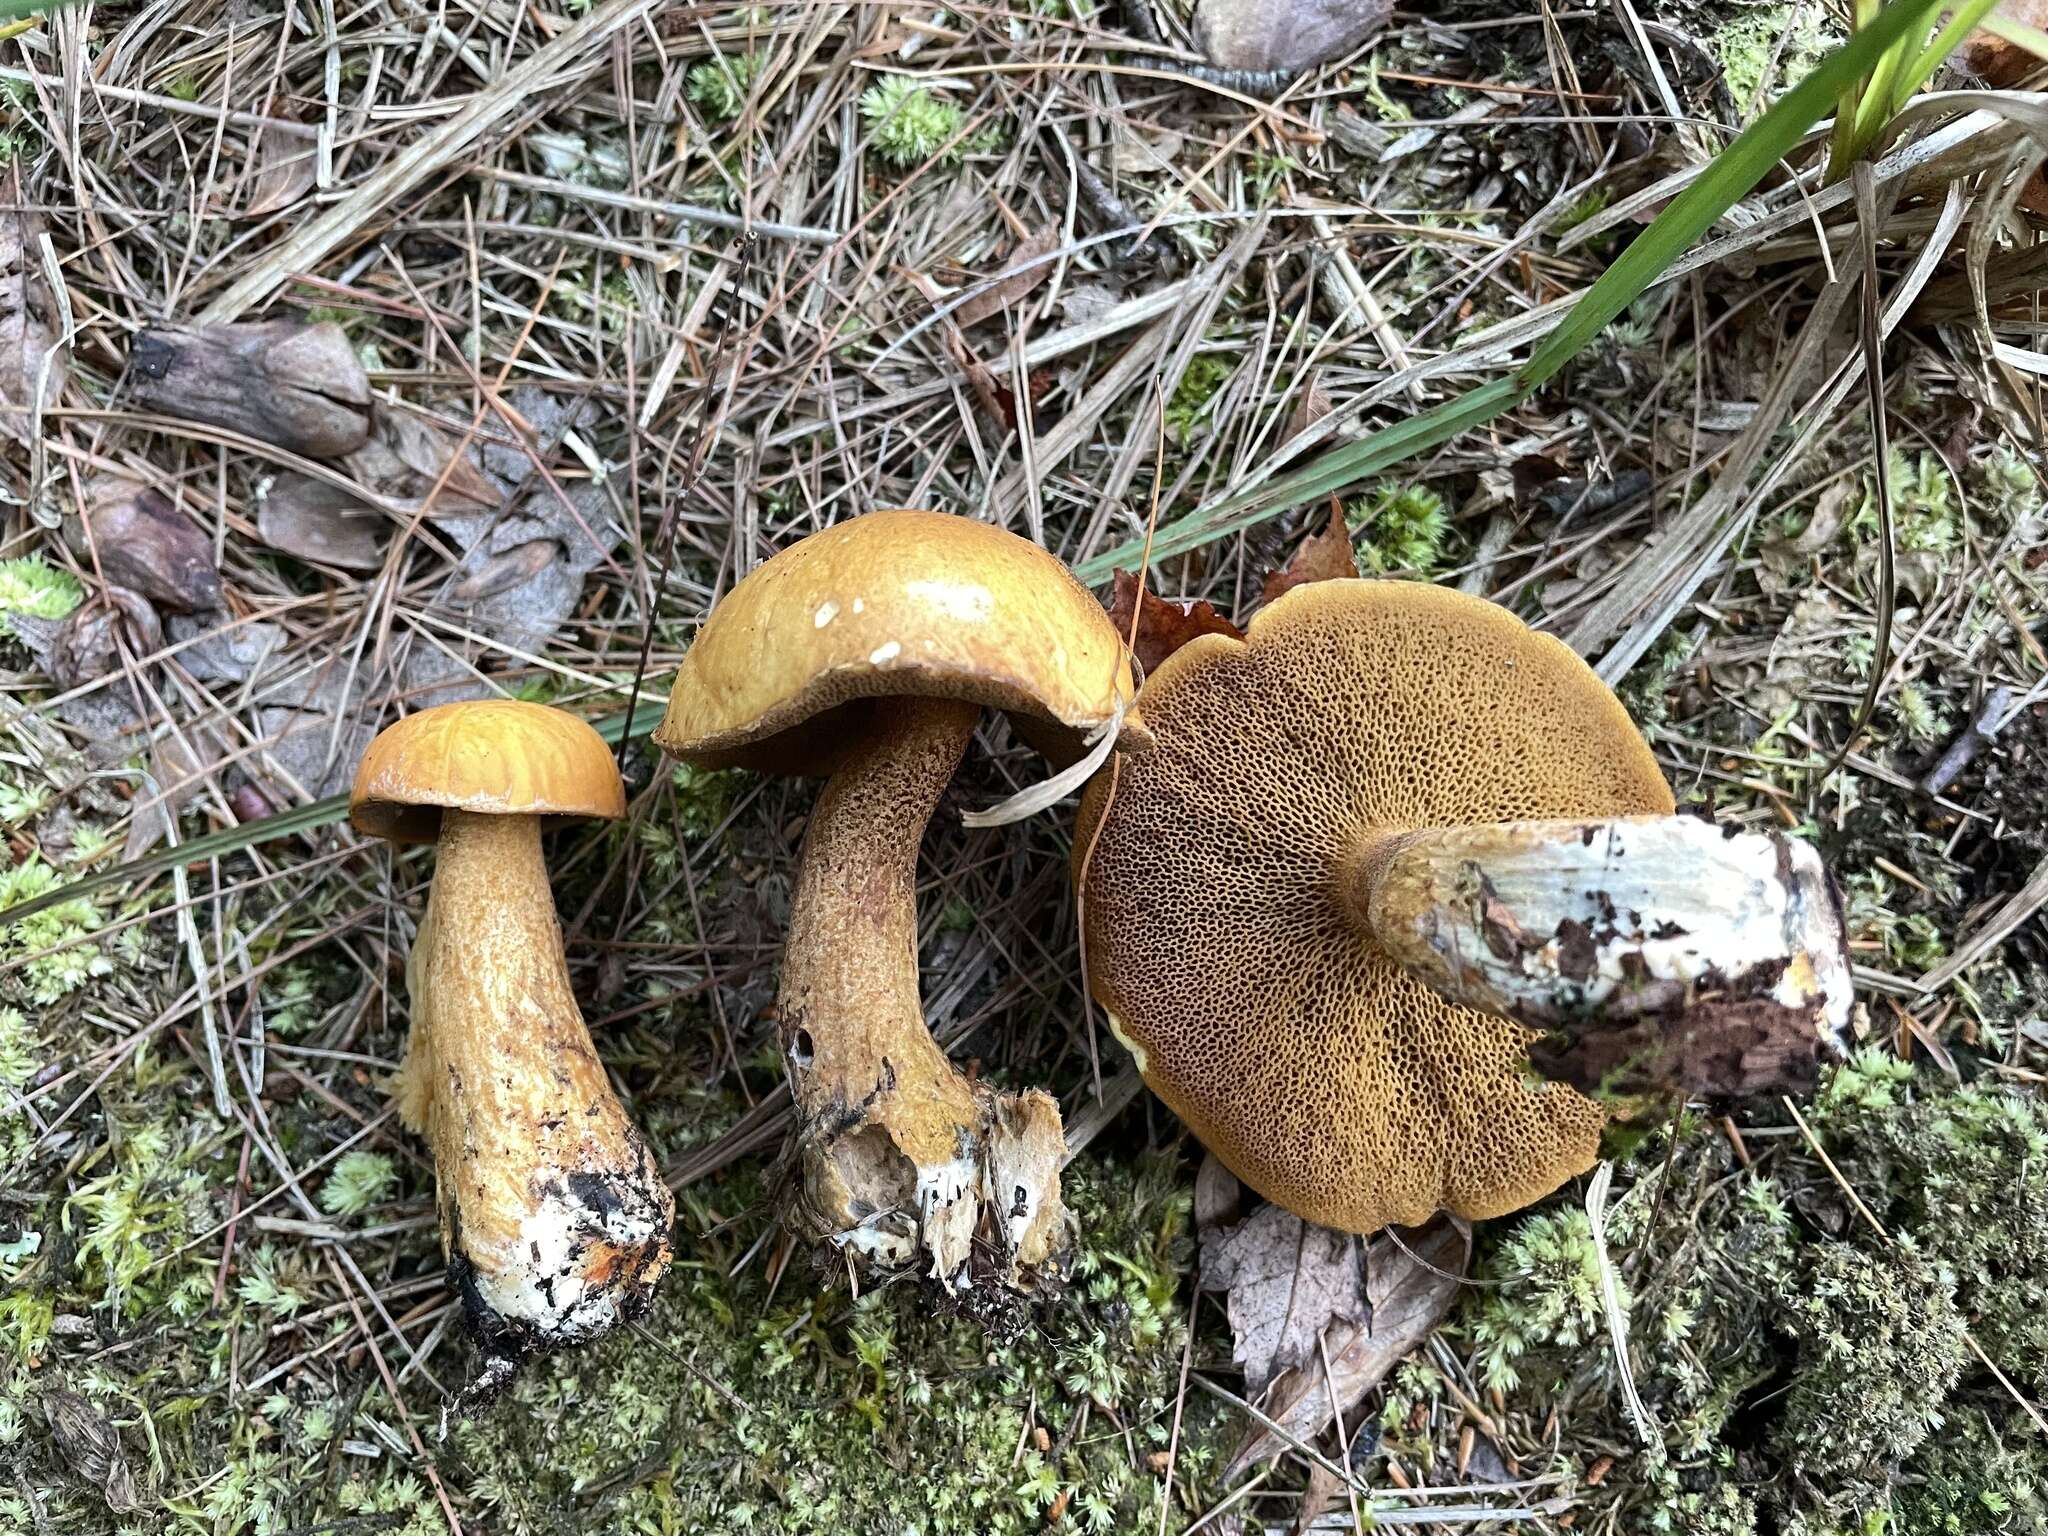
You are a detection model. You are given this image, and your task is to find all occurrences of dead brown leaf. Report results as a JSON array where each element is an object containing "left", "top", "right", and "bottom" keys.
[
  {"left": 1107, "top": 569, "right": 1244, "bottom": 676},
  {"left": 236, "top": 121, "right": 318, "bottom": 218},
  {"left": 1194, "top": 0, "right": 1394, "bottom": 73},
  {"left": 0, "top": 187, "right": 67, "bottom": 450},
  {"left": 1282, "top": 374, "right": 1332, "bottom": 445},
  {"left": 36, "top": 587, "right": 163, "bottom": 690},
  {"left": 954, "top": 226, "right": 1059, "bottom": 329},
  {"left": 257, "top": 475, "right": 388, "bottom": 570},
  {"left": 1224, "top": 1215, "right": 1471, "bottom": 1482},
  {"left": 77, "top": 481, "right": 224, "bottom": 613},
  {"left": 1199, "top": 1203, "right": 1367, "bottom": 1398},
  {"left": 1259, "top": 500, "right": 1358, "bottom": 606},
  {"left": 371, "top": 409, "right": 501, "bottom": 510},
  {"left": 43, "top": 1390, "right": 140, "bottom": 1513}
]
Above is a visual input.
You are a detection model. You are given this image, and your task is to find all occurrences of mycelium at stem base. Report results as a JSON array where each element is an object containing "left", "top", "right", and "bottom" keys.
[
  {"left": 776, "top": 695, "right": 1066, "bottom": 1292},
  {"left": 399, "top": 808, "right": 674, "bottom": 1376},
  {"left": 1354, "top": 815, "right": 1854, "bottom": 1099}
]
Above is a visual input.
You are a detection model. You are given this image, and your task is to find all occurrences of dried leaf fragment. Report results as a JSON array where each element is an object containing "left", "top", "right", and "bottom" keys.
[
  {"left": 1225, "top": 1215, "right": 1470, "bottom": 1482},
  {"left": 1258, "top": 500, "right": 1358, "bottom": 606},
  {"left": 238, "top": 120, "right": 319, "bottom": 218},
  {"left": 954, "top": 226, "right": 1059, "bottom": 329},
  {"left": 79, "top": 480, "right": 223, "bottom": 612},
  {"left": 257, "top": 474, "right": 388, "bottom": 570},
  {"left": 43, "top": 1390, "right": 140, "bottom": 1513},
  {"left": 1194, "top": 0, "right": 1394, "bottom": 74},
  {"left": 127, "top": 320, "right": 371, "bottom": 458},
  {"left": 1106, "top": 568, "right": 1244, "bottom": 676},
  {"left": 1199, "top": 1202, "right": 1367, "bottom": 1397},
  {"left": 0, "top": 191, "right": 67, "bottom": 450}
]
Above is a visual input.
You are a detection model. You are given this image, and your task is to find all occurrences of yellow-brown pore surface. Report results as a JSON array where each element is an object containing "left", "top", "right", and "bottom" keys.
[
  {"left": 1077, "top": 580, "right": 1675, "bottom": 1233},
  {"left": 654, "top": 509, "right": 1145, "bottom": 774},
  {"left": 350, "top": 699, "right": 625, "bottom": 844}
]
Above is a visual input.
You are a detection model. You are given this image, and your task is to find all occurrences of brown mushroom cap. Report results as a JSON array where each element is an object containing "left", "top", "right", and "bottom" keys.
[
  {"left": 653, "top": 509, "right": 1145, "bottom": 773},
  {"left": 350, "top": 699, "right": 626, "bottom": 844},
  {"left": 1076, "top": 580, "right": 1674, "bottom": 1233}
]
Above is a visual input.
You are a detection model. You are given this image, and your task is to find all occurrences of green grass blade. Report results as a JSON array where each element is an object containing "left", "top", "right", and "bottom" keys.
[
  {"left": 1076, "top": 0, "right": 1950, "bottom": 584},
  {"left": 1894, "top": 0, "right": 2016, "bottom": 115}
]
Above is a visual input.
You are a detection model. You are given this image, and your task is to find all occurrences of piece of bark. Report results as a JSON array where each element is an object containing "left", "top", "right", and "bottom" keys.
[
  {"left": 1194, "top": 0, "right": 1394, "bottom": 73},
  {"left": 76, "top": 480, "right": 223, "bottom": 612},
  {"left": 1364, "top": 816, "right": 1854, "bottom": 1100},
  {"left": 127, "top": 320, "right": 371, "bottom": 457},
  {"left": 1, "top": 188, "right": 67, "bottom": 450}
]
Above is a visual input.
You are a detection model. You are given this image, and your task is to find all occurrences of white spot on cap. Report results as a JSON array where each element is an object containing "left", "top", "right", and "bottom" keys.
[
  {"left": 814, "top": 601, "right": 839, "bottom": 628},
  {"left": 852, "top": 597, "right": 866, "bottom": 614},
  {"left": 869, "top": 640, "right": 902, "bottom": 665}
]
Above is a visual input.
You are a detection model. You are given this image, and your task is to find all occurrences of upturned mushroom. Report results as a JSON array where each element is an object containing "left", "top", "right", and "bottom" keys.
[
  {"left": 1077, "top": 580, "right": 1851, "bottom": 1234},
  {"left": 351, "top": 700, "right": 674, "bottom": 1381},
  {"left": 655, "top": 509, "right": 1143, "bottom": 1292}
]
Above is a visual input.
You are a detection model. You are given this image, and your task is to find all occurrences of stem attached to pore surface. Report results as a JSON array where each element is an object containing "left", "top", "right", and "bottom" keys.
[
  {"left": 777, "top": 696, "right": 1066, "bottom": 1291},
  {"left": 399, "top": 810, "right": 673, "bottom": 1363},
  {"left": 1350, "top": 816, "right": 1853, "bottom": 1098}
]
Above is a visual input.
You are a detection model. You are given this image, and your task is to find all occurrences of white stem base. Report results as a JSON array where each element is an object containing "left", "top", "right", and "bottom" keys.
[{"left": 1363, "top": 816, "right": 1853, "bottom": 1098}]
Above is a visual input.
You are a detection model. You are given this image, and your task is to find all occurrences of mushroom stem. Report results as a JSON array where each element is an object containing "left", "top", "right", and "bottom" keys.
[
  {"left": 778, "top": 695, "right": 1066, "bottom": 1290},
  {"left": 399, "top": 810, "right": 673, "bottom": 1369},
  {"left": 1351, "top": 816, "right": 1853, "bottom": 1098}
]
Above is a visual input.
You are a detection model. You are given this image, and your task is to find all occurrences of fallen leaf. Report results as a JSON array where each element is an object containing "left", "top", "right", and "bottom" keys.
[
  {"left": 1108, "top": 126, "right": 1184, "bottom": 178},
  {"left": 1199, "top": 1203, "right": 1367, "bottom": 1398},
  {"left": 1194, "top": 1151, "right": 1243, "bottom": 1233},
  {"left": 127, "top": 321, "right": 371, "bottom": 458},
  {"left": 43, "top": 1390, "right": 140, "bottom": 1513},
  {"left": 1259, "top": 500, "right": 1358, "bottom": 606},
  {"left": 1194, "top": 0, "right": 1394, "bottom": 73},
  {"left": 1289, "top": 1462, "right": 1351, "bottom": 1536},
  {"left": 373, "top": 409, "right": 501, "bottom": 511},
  {"left": 1282, "top": 374, "right": 1332, "bottom": 444},
  {"left": 39, "top": 587, "right": 163, "bottom": 689},
  {"left": 1225, "top": 1215, "right": 1470, "bottom": 1482},
  {"left": 1107, "top": 569, "right": 1244, "bottom": 676},
  {"left": 77, "top": 480, "right": 224, "bottom": 613},
  {"left": 257, "top": 474, "right": 388, "bottom": 570},
  {"left": 954, "top": 226, "right": 1060, "bottom": 329},
  {"left": 237, "top": 120, "right": 318, "bottom": 218},
  {"left": 1, "top": 183, "right": 67, "bottom": 449}
]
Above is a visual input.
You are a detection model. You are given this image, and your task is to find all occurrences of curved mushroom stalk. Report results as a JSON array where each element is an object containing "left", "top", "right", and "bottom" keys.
[
  {"left": 399, "top": 809, "right": 674, "bottom": 1372},
  {"left": 777, "top": 696, "right": 1066, "bottom": 1292},
  {"left": 1356, "top": 816, "right": 1853, "bottom": 1099}
]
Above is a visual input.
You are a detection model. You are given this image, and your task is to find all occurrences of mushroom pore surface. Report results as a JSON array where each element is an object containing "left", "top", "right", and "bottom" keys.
[{"left": 1077, "top": 580, "right": 1674, "bottom": 1233}]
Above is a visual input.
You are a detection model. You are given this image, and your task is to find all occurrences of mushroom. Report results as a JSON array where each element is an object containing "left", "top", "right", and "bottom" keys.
[
  {"left": 654, "top": 509, "right": 1143, "bottom": 1292},
  {"left": 351, "top": 699, "right": 674, "bottom": 1380},
  {"left": 1076, "top": 580, "right": 1851, "bottom": 1234}
]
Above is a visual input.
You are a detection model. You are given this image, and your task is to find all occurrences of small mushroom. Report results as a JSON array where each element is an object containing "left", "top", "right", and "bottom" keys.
[
  {"left": 654, "top": 510, "right": 1143, "bottom": 1292},
  {"left": 350, "top": 700, "right": 673, "bottom": 1378},
  {"left": 1077, "top": 581, "right": 1852, "bottom": 1234}
]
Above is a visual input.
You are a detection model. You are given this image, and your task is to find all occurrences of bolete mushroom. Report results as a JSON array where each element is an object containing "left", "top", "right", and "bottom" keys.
[
  {"left": 351, "top": 699, "right": 674, "bottom": 1379},
  {"left": 654, "top": 509, "right": 1143, "bottom": 1292},
  {"left": 1077, "top": 580, "right": 1851, "bottom": 1234}
]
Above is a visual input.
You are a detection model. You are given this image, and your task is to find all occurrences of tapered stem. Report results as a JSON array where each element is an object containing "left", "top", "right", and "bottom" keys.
[
  {"left": 399, "top": 810, "right": 673, "bottom": 1367},
  {"left": 1352, "top": 816, "right": 1853, "bottom": 1098},
  {"left": 778, "top": 695, "right": 1066, "bottom": 1291}
]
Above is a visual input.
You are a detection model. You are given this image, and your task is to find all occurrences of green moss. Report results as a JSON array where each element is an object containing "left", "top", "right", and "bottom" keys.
[
  {"left": 1446, "top": 1064, "right": 2048, "bottom": 1534},
  {"left": 1165, "top": 353, "right": 1233, "bottom": 444},
  {"left": 448, "top": 1152, "right": 1228, "bottom": 1535},
  {"left": 0, "top": 556, "right": 83, "bottom": 631},
  {"left": 1714, "top": 4, "right": 1831, "bottom": 118},
  {"left": 688, "top": 51, "right": 761, "bottom": 120},
  {"left": 0, "top": 856, "right": 112, "bottom": 1006},
  {"left": 859, "top": 78, "right": 966, "bottom": 167},
  {"left": 1345, "top": 482, "right": 1450, "bottom": 576}
]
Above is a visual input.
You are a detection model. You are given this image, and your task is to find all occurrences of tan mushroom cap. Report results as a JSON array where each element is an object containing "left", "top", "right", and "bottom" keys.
[
  {"left": 654, "top": 509, "right": 1146, "bottom": 773},
  {"left": 1076, "top": 580, "right": 1674, "bottom": 1234},
  {"left": 350, "top": 699, "right": 626, "bottom": 844}
]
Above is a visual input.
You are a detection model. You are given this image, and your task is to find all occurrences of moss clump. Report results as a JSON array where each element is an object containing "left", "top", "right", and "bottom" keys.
[
  {"left": 446, "top": 1151, "right": 1228, "bottom": 1535},
  {"left": 0, "top": 557, "right": 82, "bottom": 631},
  {"left": 1346, "top": 482, "right": 1451, "bottom": 576},
  {"left": 1444, "top": 1055, "right": 2048, "bottom": 1534},
  {"left": 859, "top": 78, "right": 966, "bottom": 167}
]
